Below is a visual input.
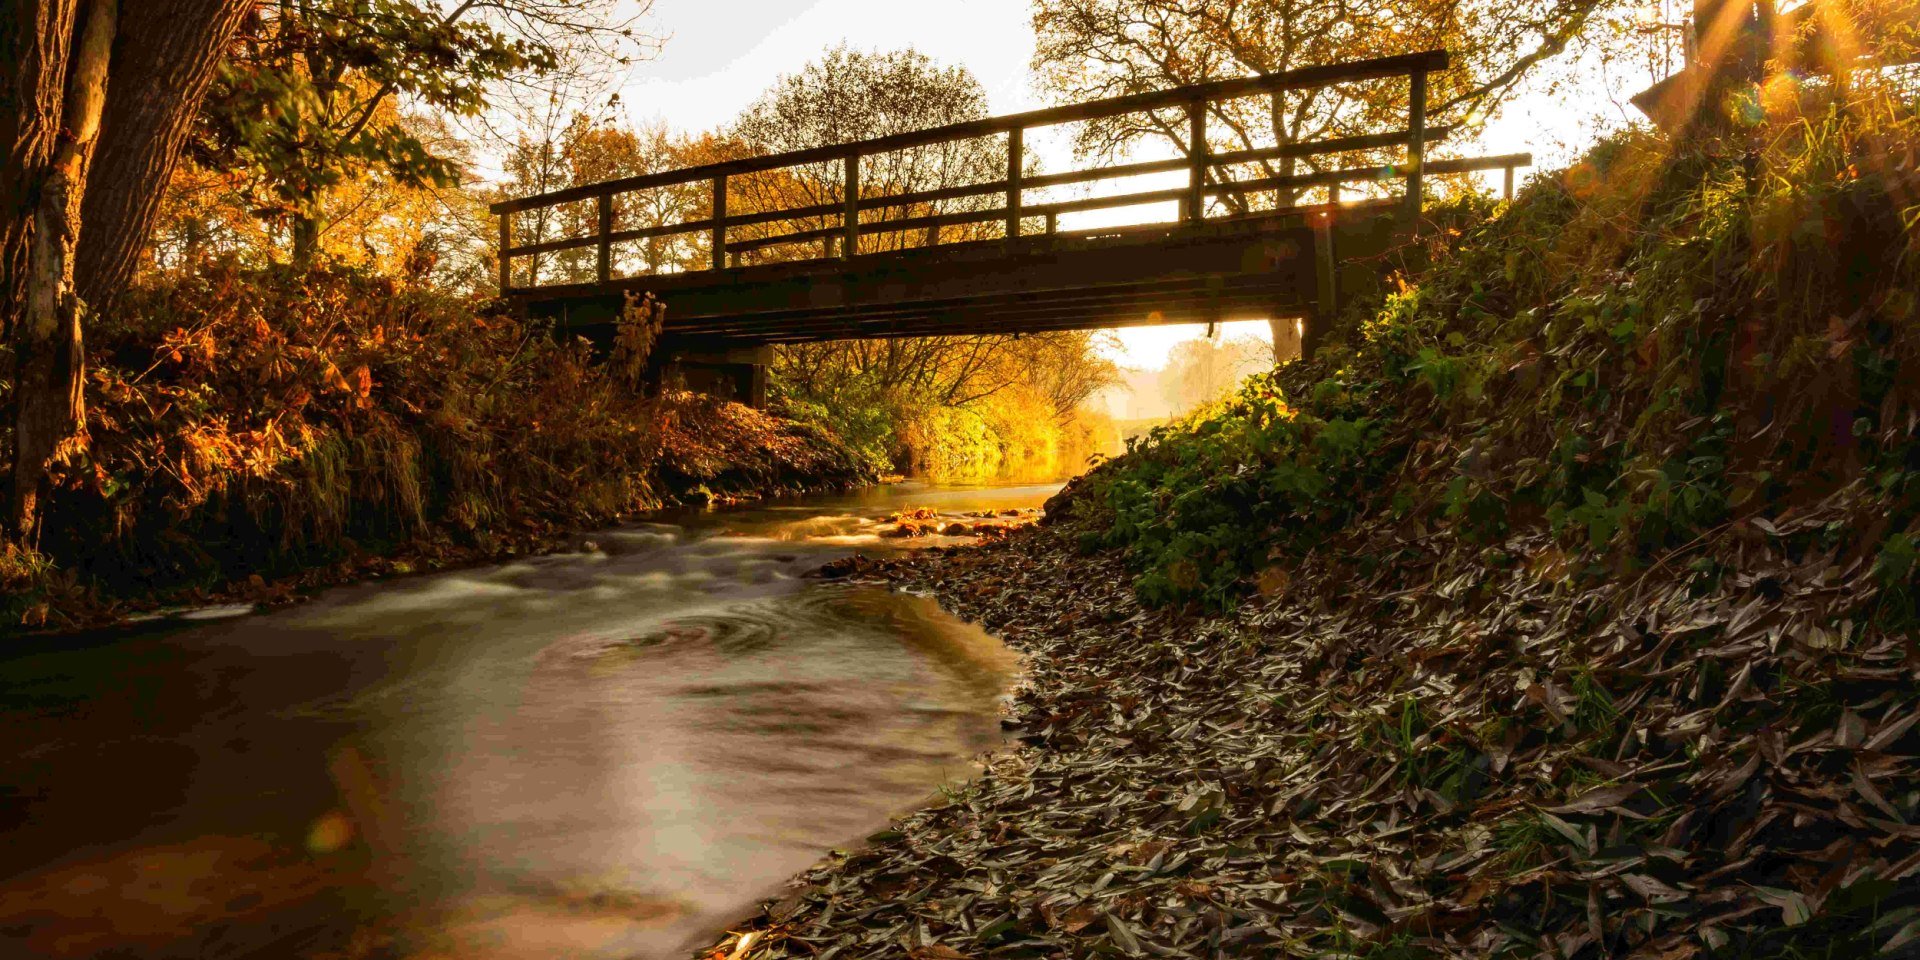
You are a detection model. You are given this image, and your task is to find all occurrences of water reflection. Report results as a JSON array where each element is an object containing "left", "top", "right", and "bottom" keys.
[{"left": 0, "top": 481, "right": 1054, "bottom": 959}]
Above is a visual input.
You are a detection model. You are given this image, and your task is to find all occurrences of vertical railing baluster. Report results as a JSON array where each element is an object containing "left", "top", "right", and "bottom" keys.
[
  {"left": 596, "top": 194, "right": 612, "bottom": 283},
  {"left": 1186, "top": 99, "right": 1208, "bottom": 222},
  {"left": 498, "top": 210, "right": 512, "bottom": 293},
  {"left": 710, "top": 175, "right": 728, "bottom": 271},
  {"left": 842, "top": 154, "right": 860, "bottom": 259},
  {"left": 1006, "top": 126, "right": 1023, "bottom": 241},
  {"left": 1404, "top": 69, "right": 1427, "bottom": 226}
]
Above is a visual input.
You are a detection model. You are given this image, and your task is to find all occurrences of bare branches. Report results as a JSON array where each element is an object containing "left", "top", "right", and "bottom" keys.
[{"left": 1033, "top": 0, "right": 1615, "bottom": 176}]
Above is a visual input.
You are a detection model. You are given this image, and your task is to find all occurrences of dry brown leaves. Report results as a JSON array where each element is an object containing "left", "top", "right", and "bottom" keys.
[{"left": 705, "top": 513, "right": 1918, "bottom": 959}]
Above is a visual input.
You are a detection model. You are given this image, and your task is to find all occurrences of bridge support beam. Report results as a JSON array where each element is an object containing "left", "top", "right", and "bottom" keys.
[
  {"left": 655, "top": 343, "right": 773, "bottom": 409},
  {"left": 1299, "top": 208, "right": 1339, "bottom": 362},
  {"left": 1269, "top": 316, "right": 1302, "bottom": 365}
]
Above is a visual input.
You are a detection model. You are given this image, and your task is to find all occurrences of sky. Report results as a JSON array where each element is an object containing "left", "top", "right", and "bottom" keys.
[{"left": 608, "top": 0, "right": 1645, "bottom": 369}]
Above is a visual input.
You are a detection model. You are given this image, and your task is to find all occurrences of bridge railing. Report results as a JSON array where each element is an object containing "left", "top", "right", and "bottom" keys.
[{"left": 492, "top": 49, "right": 1531, "bottom": 294}]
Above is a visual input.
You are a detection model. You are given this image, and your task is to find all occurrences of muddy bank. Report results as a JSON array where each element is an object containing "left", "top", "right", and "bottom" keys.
[{"left": 704, "top": 514, "right": 1919, "bottom": 959}]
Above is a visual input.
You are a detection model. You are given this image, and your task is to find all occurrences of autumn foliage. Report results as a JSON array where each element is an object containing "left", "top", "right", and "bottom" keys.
[{"left": 4, "top": 264, "right": 869, "bottom": 626}]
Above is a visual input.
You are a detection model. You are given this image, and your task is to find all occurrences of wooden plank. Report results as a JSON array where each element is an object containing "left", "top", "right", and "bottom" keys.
[
  {"left": 1210, "top": 153, "right": 1532, "bottom": 197},
  {"left": 668, "top": 292, "right": 1304, "bottom": 341},
  {"left": 668, "top": 288, "right": 1298, "bottom": 337},
  {"left": 672, "top": 293, "right": 1305, "bottom": 342},
  {"left": 724, "top": 185, "right": 1197, "bottom": 255},
  {"left": 1313, "top": 212, "right": 1337, "bottom": 319},
  {"left": 489, "top": 50, "right": 1451, "bottom": 213},
  {"left": 1404, "top": 68, "right": 1427, "bottom": 225},
  {"left": 1025, "top": 156, "right": 1190, "bottom": 191},
  {"left": 661, "top": 275, "right": 1282, "bottom": 328},
  {"left": 596, "top": 194, "right": 612, "bottom": 283},
  {"left": 498, "top": 211, "right": 513, "bottom": 293},
  {"left": 1210, "top": 125, "right": 1453, "bottom": 167},
  {"left": 711, "top": 175, "right": 728, "bottom": 271},
  {"left": 842, "top": 155, "right": 860, "bottom": 258},
  {"left": 1186, "top": 100, "right": 1207, "bottom": 222},
  {"left": 1006, "top": 126, "right": 1023, "bottom": 240}
]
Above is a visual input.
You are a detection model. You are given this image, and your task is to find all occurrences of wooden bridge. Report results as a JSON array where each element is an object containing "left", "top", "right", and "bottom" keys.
[{"left": 491, "top": 49, "right": 1527, "bottom": 399}]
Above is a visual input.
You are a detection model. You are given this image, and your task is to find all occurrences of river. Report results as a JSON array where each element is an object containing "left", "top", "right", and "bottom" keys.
[{"left": 0, "top": 481, "right": 1060, "bottom": 960}]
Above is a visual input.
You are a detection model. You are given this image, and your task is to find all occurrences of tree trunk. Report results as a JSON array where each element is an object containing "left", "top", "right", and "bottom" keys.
[
  {"left": 8, "top": 0, "right": 115, "bottom": 541},
  {"left": 0, "top": 0, "right": 79, "bottom": 339},
  {"left": 2, "top": 0, "right": 240, "bottom": 543},
  {"left": 75, "top": 0, "right": 250, "bottom": 308},
  {"left": 290, "top": 209, "right": 320, "bottom": 268}
]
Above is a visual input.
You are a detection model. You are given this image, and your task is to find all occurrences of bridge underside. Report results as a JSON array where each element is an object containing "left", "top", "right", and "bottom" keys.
[{"left": 516, "top": 205, "right": 1401, "bottom": 351}]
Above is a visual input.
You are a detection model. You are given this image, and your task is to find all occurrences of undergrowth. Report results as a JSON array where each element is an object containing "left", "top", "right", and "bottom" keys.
[
  {"left": 1, "top": 264, "right": 872, "bottom": 629},
  {"left": 1061, "top": 89, "right": 1920, "bottom": 629}
]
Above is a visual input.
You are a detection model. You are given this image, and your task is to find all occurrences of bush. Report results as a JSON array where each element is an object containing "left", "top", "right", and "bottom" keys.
[{"left": 2, "top": 262, "right": 871, "bottom": 624}]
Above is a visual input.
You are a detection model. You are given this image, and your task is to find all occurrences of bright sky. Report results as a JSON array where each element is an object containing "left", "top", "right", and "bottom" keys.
[{"left": 615, "top": 0, "right": 1639, "bottom": 369}]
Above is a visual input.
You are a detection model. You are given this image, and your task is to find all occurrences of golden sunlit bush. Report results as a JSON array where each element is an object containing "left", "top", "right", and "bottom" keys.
[
  {"left": 898, "top": 405, "right": 1004, "bottom": 479},
  {"left": 893, "top": 382, "right": 1121, "bottom": 483}
]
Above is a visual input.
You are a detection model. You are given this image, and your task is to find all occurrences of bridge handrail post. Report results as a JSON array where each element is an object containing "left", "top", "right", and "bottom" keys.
[
  {"left": 1404, "top": 68, "right": 1428, "bottom": 227},
  {"left": 597, "top": 194, "right": 613, "bottom": 283},
  {"left": 498, "top": 211, "right": 512, "bottom": 293},
  {"left": 1186, "top": 98, "right": 1208, "bottom": 222},
  {"left": 1006, "top": 126, "right": 1024, "bottom": 241},
  {"left": 1503, "top": 163, "right": 1516, "bottom": 201},
  {"left": 711, "top": 175, "right": 728, "bottom": 271},
  {"left": 843, "top": 154, "right": 860, "bottom": 259}
]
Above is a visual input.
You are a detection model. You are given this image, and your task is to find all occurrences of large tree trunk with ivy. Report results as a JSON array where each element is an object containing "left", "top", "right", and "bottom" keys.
[
  {"left": 74, "top": 0, "right": 251, "bottom": 308},
  {"left": 1, "top": 0, "right": 243, "bottom": 543}
]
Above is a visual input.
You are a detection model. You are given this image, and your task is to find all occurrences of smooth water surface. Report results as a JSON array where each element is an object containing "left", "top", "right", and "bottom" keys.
[{"left": 0, "top": 482, "right": 1059, "bottom": 960}]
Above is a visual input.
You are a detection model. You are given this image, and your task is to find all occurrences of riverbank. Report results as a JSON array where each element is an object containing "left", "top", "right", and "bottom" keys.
[
  {"left": 2, "top": 401, "right": 873, "bottom": 634},
  {"left": 710, "top": 503, "right": 1916, "bottom": 958},
  {"left": 2, "top": 264, "right": 877, "bottom": 634},
  {"left": 700, "top": 99, "right": 1920, "bottom": 959}
]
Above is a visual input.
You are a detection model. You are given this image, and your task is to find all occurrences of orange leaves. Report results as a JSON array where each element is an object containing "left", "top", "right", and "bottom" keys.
[{"left": 31, "top": 261, "right": 876, "bottom": 622}]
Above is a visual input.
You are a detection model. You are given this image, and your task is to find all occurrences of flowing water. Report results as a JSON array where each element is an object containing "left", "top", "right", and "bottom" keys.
[{"left": 0, "top": 481, "right": 1059, "bottom": 960}]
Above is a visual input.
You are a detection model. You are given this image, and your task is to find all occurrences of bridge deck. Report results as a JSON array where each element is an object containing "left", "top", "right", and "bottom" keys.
[
  {"left": 493, "top": 49, "right": 1528, "bottom": 351},
  {"left": 521, "top": 202, "right": 1400, "bottom": 347}
]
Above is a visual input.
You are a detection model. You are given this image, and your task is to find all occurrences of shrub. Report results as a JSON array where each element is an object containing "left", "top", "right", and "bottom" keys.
[{"left": 2, "top": 262, "right": 870, "bottom": 623}]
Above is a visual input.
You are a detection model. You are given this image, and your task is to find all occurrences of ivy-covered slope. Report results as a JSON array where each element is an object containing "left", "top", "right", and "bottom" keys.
[
  {"left": 1033, "top": 104, "right": 1920, "bottom": 953},
  {"left": 710, "top": 97, "right": 1920, "bottom": 960},
  {"left": 1063, "top": 115, "right": 1917, "bottom": 624}
]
